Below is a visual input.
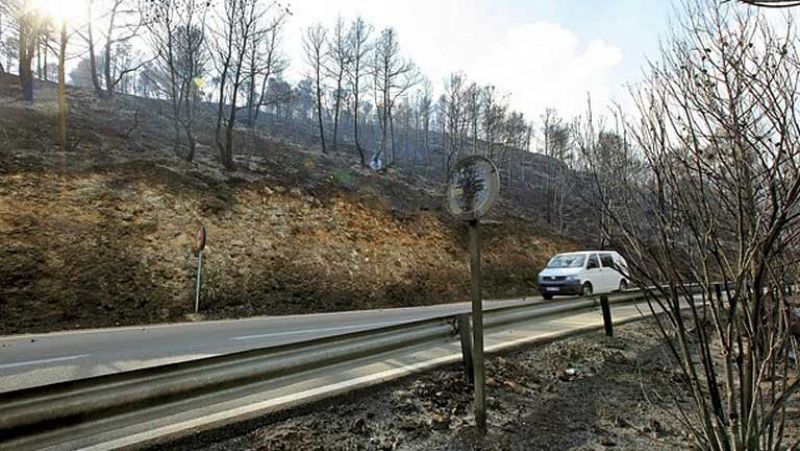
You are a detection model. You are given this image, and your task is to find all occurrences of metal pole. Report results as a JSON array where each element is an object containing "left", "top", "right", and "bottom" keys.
[
  {"left": 600, "top": 294, "right": 613, "bottom": 337},
  {"left": 468, "top": 219, "right": 486, "bottom": 433},
  {"left": 195, "top": 251, "right": 203, "bottom": 314}
]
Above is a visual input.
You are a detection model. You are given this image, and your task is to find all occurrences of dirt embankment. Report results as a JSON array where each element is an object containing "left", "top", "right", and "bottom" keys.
[{"left": 0, "top": 75, "right": 577, "bottom": 334}]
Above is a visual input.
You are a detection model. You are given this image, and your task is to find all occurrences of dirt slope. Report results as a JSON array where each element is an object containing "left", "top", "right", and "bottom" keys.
[{"left": 0, "top": 75, "right": 578, "bottom": 334}]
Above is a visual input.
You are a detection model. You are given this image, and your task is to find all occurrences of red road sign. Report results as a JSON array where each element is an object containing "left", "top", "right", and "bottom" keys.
[{"left": 193, "top": 224, "right": 206, "bottom": 256}]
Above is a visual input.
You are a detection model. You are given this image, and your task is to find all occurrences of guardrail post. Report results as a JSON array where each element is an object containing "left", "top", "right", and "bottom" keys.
[
  {"left": 457, "top": 314, "right": 474, "bottom": 383},
  {"left": 600, "top": 295, "right": 613, "bottom": 337}
]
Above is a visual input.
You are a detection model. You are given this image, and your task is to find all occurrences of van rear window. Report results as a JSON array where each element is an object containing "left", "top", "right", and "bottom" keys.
[{"left": 600, "top": 254, "right": 615, "bottom": 268}]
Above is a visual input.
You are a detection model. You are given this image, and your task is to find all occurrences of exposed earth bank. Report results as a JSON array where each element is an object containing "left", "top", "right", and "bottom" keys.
[{"left": 0, "top": 75, "right": 577, "bottom": 334}]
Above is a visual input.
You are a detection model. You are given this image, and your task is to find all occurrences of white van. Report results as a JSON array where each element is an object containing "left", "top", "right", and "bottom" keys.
[{"left": 537, "top": 251, "right": 629, "bottom": 300}]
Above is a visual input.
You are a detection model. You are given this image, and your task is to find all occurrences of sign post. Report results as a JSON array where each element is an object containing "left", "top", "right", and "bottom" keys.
[
  {"left": 192, "top": 224, "right": 207, "bottom": 314},
  {"left": 445, "top": 155, "right": 500, "bottom": 434}
]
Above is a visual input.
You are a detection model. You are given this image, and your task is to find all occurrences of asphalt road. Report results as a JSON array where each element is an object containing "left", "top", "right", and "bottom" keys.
[{"left": 0, "top": 296, "right": 546, "bottom": 393}]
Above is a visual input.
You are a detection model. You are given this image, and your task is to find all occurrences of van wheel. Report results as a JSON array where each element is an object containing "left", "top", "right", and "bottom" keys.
[
  {"left": 543, "top": 294, "right": 554, "bottom": 300},
  {"left": 619, "top": 280, "right": 628, "bottom": 291},
  {"left": 582, "top": 283, "right": 593, "bottom": 297}
]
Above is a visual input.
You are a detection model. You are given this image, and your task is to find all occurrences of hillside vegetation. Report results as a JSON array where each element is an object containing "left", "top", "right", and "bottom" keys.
[{"left": 0, "top": 75, "right": 579, "bottom": 334}]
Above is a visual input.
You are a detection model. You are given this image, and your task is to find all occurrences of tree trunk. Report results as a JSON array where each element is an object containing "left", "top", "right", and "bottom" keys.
[
  {"left": 246, "top": 45, "right": 256, "bottom": 127},
  {"left": 315, "top": 64, "right": 326, "bottom": 153},
  {"left": 103, "top": 40, "right": 113, "bottom": 96},
  {"left": 332, "top": 69, "right": 344, "bottom": 152},
  {"left": 389, "top": 111, "right": 395, "bottom": 166},
  {"left": 103, "top": 2, "right": 119, "bottom": 96},
  {"left": 354, "top": 93, "right": 365, "bottom": 165},
  {"left": 215, "top": 46, "right": 231, "bottom": 167},
  {"left": 57, "top": 20, "right": 68, "bottom": 152},
  {"left": 223, "top": 83, "right": 239, "bottom": 169},
  {"left": 36, "top": 35, "right": 41, "bottom": 79},
  {"left": 19, "top": 23, "right": 35, "bottom": 101},
  {"left": 86, "top": 1, "right": 105, "bottom": 97},
  {"left": 353, "top": 63, "right": 366, "bottom": 165},
  {"left": 183, "top": 87, "right": 197, "bottom": 162},
  {"left": 42, "top": 34, "right": 48, "bottom": 81}
]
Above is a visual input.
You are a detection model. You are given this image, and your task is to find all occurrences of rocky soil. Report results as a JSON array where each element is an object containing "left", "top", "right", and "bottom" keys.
[
  {"left": 0, "top": 75, "right": 577, "bottom": 334},
  {"left": 160, "top": 319, "right": 778, "bottom": 451}
]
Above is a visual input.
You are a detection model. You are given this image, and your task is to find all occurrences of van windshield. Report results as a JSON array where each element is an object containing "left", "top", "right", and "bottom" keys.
[{"left": 547, "top": 254, "right": 586, "bottom": 268}]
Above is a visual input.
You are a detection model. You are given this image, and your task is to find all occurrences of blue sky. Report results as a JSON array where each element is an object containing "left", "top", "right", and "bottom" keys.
[{"left": 286, "top": 0, "right": 677, "bottom": 119}]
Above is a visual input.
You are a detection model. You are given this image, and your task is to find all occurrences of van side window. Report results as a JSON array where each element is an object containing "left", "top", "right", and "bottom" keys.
[
  {"left": 587, "top": 254, "right": 599, "bottom": 269},
  {"left": 600, "top": 253, "right": 614, "bottom": 268}
]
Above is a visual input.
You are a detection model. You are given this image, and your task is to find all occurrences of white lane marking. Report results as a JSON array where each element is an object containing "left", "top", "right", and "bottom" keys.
[
  {"left": 0, "top": 354, "right": 91, "bottom": 370},
  {"left": 230, "top": 321, "right": 402, "bottom": 341}
]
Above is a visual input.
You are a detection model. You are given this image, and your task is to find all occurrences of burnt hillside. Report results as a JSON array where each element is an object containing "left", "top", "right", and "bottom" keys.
[{"left": 0, "top": 74, "right": 587, "bottom": 334}]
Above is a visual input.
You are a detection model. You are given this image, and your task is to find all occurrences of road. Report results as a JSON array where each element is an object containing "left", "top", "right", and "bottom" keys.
[{"left": 0, "top": 296, "right": 544, "bottom": 393}]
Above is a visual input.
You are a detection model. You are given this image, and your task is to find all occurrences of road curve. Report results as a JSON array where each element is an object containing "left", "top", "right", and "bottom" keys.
[{"left": 0, "top": 296, "right": 548, "bottom": 393}]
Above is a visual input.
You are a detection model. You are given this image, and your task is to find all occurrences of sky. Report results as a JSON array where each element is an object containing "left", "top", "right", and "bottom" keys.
[{"left": 282, "top": 0, "right": 677, "bottom": 121}]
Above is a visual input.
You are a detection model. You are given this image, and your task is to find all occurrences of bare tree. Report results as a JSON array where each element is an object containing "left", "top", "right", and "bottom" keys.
[
  {"left": 15, "top": 0, "right": 46, "bottom": 100},
  {"left": 540, "top": 108, "right": 572, "bottom": 232},
  {"left": 325, "top": 16, "right": 351, "bottom": 152},
  {"left": 85, "top": 0, "right": 105, "bottom": 96},
  {"left": 101, "top": 0, "right": 146, "bottom": 96},
  {"left": 442, "top": 72, "right": 466, "bottom": 179},
  {"left": 416, "top": 78, "right": 433, "bottom": 174},
  {"left": 371, "top": 27, "right": 418, "bottom": 167},
  {"left": 82, "top": 0, "right": 146, "bottom": 98},
  {"left": 599, "top": 2, "right": 800, "bottom": 449},
  {"left": 246, "top": 13, "right": 287, "bottom": 127},
  {"left": 573, "top": 93, "right": 616, "bottom": 247},
  {"left": 0, "top": 3, "right": 7, "bottom": 73},
  {"left": 481, "top": 85, "right": 508, "bottom": 159},
  {"left": 142, "top": 0, "right": 209, "bottom": 161},
  {"left": 464, "top": 81, "right": 480, "bottom": 154},
  {"left": 211, "top": 0, "right": 286, "bottom": 168},
  {"left": 56, "top": 18, "right": 67, "bottom": 150},
  {"left": 345, "top": 16, "right": 371, "bottom": 166},
  {"left": 303, "top": 22, "right": 328, "bottom": 154}
]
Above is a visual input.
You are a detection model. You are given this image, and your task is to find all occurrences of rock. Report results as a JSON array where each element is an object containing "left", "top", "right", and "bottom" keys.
[
  {"left": 430, "top": 413, "right": 450, "bottom": 430},
  {"left": 184, "top": 313, "right": 204, "bottom": 322},
  {"left": 289, "top": 187, "right": 303, "bottom": 197},
  {"left": 600, "top": 436, "right": 618, "bottom": 447},
  {"left": 398, "top": 417, "right": 419, "bottom": 431},
  {"left": 349, "top": 417, "right": 367, "bottom": 435},
  {"left": 379, "top": 437, "right": 397, "bottom": 450},
  {"left": 274, "top": 186, "right": 287, "bottom": 194},
  {"left": 556, "top": 368, "right": 580, "bottom": 381},
  {"left": 645, "top": 419, "right": 666, "bottom": 437},
  {"left": 503, "top": 380, "right": 523, "bottom": 392}
]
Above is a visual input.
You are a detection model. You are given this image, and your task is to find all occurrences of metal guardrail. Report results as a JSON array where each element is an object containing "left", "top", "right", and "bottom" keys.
[{"left": 0, "top": 283, "right": 751, "bottom": 450}]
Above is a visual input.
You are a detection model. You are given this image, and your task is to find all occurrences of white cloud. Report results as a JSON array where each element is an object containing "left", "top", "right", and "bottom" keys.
[
  {"left": 285, "top": 1, "right": 624, "bottom": 120},
  {"left": 467, "top": 22, "right": 623, "bottom": 120}
]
